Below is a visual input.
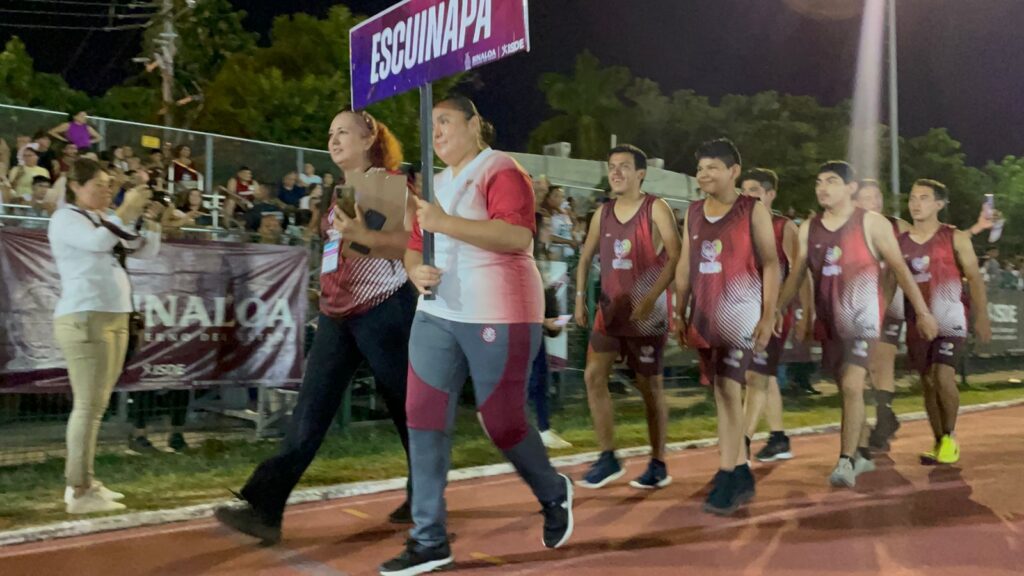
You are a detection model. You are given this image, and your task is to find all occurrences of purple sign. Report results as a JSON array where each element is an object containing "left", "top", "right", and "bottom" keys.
[{"left": 350, "top": 0, "right": 530, "bottom": 109}]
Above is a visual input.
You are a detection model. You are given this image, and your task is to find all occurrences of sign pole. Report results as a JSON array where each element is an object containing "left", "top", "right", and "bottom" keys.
[{"left": 419, "top": 83, "right": 436, "bottom": 300}]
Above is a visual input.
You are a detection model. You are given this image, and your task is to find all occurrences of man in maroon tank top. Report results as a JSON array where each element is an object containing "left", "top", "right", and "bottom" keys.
[
  {"left": 574, "top": 145, "right": 681, "bottom": 490},
  {"left": 740, "top": 169, "right": 814, "bottom": 464},
  {"left": 902, "top": 179, "right": 991, "bottom": 465},
  {"left": 674, "top": 139, "right": 780, "bottom": 515},
  {"left": 778, "top": 161, "right": 938, "bottom": 488},
  {"left": 854, "top": 180, "right": 910, "bottom": 451}
]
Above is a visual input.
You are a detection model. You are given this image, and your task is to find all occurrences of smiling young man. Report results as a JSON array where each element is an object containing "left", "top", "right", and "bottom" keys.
[
  {"left": 778, "top": 162, "right": 938, "bottom": 488},
  {"left": 901, "top": 179, "right": 991, "bottom": 464},
  {"left": 740, "top": 168, "right": 814, "bottom": 463},
  {"left": 573, "top": 144, "right": 681, "bottom": 490},
  {"left": 675, "top": 139, "right": 780, "bottom": 515}
]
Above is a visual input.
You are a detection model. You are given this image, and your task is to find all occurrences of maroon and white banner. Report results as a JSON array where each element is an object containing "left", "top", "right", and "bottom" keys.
[{"left": 0, "top": 229, "right": 308, "bottom": 392}]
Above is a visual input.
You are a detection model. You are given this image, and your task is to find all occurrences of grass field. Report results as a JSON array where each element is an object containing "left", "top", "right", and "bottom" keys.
[{"left": 1, "top": 371, "right": 1022, "bottom": 531}]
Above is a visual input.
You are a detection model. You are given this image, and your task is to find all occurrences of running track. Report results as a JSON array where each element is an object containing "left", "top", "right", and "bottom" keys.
[{"left": 2, "top": 405, "right": 1023, "bottom": 576}]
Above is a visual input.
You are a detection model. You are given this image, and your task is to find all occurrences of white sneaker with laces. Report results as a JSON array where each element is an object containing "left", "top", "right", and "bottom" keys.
[
  {"left": 65, "top": 482, "right": 125, "bottom": 504},
  {"left": 540, "top": 429, "right": 573, "bottom": 449},
  {"left": 66, "top": 488, "right": 127, "bottom": 515},
  {"left": 829, "top": 458, "right": 857, "bottom": 488}
]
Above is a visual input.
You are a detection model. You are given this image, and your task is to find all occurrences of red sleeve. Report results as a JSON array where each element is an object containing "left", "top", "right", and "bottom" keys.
[{"left": 485, "top": 168, "right": 536, "bottom": 233}]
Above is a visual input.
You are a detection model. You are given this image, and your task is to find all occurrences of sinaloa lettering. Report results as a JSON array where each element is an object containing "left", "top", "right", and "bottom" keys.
[
  {"left": 369, "top": 0, "right": 493, "bottom": 85},
  {"left": 134, "top": 295, "right": 296, "bottom": 328}
]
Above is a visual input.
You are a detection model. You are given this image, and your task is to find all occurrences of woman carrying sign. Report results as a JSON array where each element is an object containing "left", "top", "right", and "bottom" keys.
[
  {"left": 216, "top": 109, "right": 419, "bottom": 545},
  {"left": 380, "top": 96, "right": 574, "bottom": 576}
]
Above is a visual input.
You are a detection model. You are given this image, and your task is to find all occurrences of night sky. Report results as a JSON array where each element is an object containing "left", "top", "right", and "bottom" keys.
[{"left": 4, "top": 0, "right": 1022, "bottom": 165}]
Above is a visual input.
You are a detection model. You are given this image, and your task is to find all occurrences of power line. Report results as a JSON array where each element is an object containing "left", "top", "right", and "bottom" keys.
[
  {"left": 0, "top": 22, "right": 149, "bottom": 31},
  {"left": 0, "top": 8, "right": 155, "bottom": 18},
  {"left": 8, "top": 0, "right": 158, "bottom": 7}
]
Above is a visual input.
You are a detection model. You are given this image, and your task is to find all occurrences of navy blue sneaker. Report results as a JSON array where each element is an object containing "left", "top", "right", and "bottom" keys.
[
  {"left": 703, "top": 469, "right": 741, "bottom": 516},
  {"left": 576, "top": 451, "right": 624, "bottom": 489},
  {"left": 733, "top": 464, "right": 756, "bottom": 505},
  {"left": 629, "top": 459, "right": 672, "bottom": 490}
]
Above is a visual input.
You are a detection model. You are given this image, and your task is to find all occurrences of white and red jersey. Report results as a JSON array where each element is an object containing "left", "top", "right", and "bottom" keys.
[
  {"left": 685, "top": 194, "right": 763, "bottom": 349},
  {"left": 319, "top": 174, "right": 411, "bottom": 318},
  {"left": 594, "top": 193, "right": 669, "bottom": 337},
  {"left": 807, "top": 208, "right": 883, "bottom": 341},
  {"left": 900, "top": 225, "right": 968, "bottom": 338},
  {"left": 408, "top": 148, "right": 543, "bottom": 324}
]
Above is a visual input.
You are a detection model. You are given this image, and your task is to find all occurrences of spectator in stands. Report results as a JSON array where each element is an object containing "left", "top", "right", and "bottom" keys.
[
  {"left": 169, "top": 144, "right": 200, "bottom": 188},
  {"left": 33, "top": 133, "right": 56, "bottom": 178},
  {"left": 53, "top": 142, "right": 80, "bottom": 181},
  {"left": 48, "top": 111, "right": 102, "bottom": 152},
  {"left": 277, "top": 171, "right": 306, "bottom": 207},
  {"left": 322, "top": 171, "right": 336, "bottom": 192},
  {"left": 216, "top": 107, "right": 417, "bottom": 544},
  {"left": 540, "top": 185, "right": 578, "bottom": 260},
  {"left": 113, "top": 170, "right": 150, "bottom": 207},
  {"left": 15, "top": 176, "right": 57, "bottom": 228},
  {"left": 299, "top": 163, "right": 322, "bottom": 187},
  {"left": 8, "top": 145, "right": 51, "bottom": 200},
  {"left": 298, "top": 183, "right": 323, "bottom": 211},
  {"left": 128, "top": 390, "right": 190, "bottom": 454},
  {"left": 180, "top": 188, "right": 210, "bottom": 221},
  {"left": 50, "top": 158, "right": 162, "bottom": 514},
  {"left": 983, "top": 247, "right": 1001, "bottom": 283},
  {"left": 244, "top": 183, "right": 287, "bottom": 231},
  {"left": 110, "top": 146, "right": 130, "bottom": 173},
  {"left": 224, "top": 166, "right": 259, "bottom": 220},
  {"left": 257, "top": 212, "right": 285, "bottom": 244},
  {"left": 146, "top": 148, "right": 164, "bottom": 172}
]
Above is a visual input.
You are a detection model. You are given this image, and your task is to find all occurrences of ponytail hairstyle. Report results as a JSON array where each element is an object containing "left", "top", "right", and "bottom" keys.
[
  {"left": 436, "top": 94, "right": 495, "bottom": 149},
  {"left": 337, "top": 107, "right": 404, "bottom": 172}
]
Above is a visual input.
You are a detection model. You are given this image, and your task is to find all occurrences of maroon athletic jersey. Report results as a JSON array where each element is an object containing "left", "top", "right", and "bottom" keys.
[
  {"left": 884, "top": 215, "right": 905, "bottom": 320},
  {"left": 772, "top": 214, "right": 791, "bottom": 281},
  {"left": 900, "top": 225, "right": 968, "bottom": 338},
  {"left": 596, "top": 193, "right": 669, "bottom": 337},
  {"left": 807, "top": 208, "right": 882, "bottom": 341},
  {"left": 686, "top": 194, "right": 763, "bottom": 349}
]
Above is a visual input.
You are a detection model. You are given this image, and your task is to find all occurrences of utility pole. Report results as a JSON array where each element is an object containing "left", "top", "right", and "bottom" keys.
[
  {"left": 887, "top": 0, "right": 900, "bottom": 217},
  {"left": 157, "top": 0, "right": 178, "bottom": 130}
]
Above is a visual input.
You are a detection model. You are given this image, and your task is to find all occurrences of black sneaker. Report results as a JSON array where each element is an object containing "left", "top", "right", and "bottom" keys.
[
  {"left": 215, "top": 503, "right": 281, "bottom": 546},
  {"left": 128, "top": 436, "right": 160, "bottom": 455},
  {"left": 870, "top": 410, "right": 901, "bottom": 451},
  {"left": 541, "top": 474, "right": 574, "bottom": 549},
  {"left": 733, "top": 464, "right": 756, "bottom": 505},
  {"left": 168, "top": 432, "right": 189, "bottom": 453},
  {"left": 703, "top": 469, "right": 740, "bottom": 516},
  {"left": 755, "top": 434, "right": 793, "bottom": 462},
  {"left": 388, "top": 499, "right": 412, "bottom": 524},
  {"left": 629, "top": 459, "right": 672, "bottom": 490},
  {"left": 379, "top": 539, "right": 453, "bottom": 576},
  {"left": 575, "top": 451, "right": 624, "bottom": 489}
]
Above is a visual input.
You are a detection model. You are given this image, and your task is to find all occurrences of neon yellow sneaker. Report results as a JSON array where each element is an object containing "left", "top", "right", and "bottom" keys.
[
  {"left": 920, "top": 440, "right": 941, "bottom": 465},
  {"left": 936, "top": 435, "right": 960, "bottom": 465}
]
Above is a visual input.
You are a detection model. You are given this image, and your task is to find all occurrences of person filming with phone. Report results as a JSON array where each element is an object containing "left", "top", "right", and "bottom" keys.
[{"left": 49, "top": 157, "right": 163, "bottom": 514}]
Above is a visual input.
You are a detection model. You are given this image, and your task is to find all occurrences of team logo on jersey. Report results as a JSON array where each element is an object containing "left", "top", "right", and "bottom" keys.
[
  {"left": 852, "top": 339, "right": 869, "bottom": 357},
  {"left": 481, "top": 326, "right": 497, "bottom": 343},
  {"left": 724, "top": 348, "right": 745, "bottom": 368},
  {"left": 699, "top": 239, "right": 724, "bottom": 274},
  {"left": 639, "top": 345, "right": 656, "bottom": 364},
  {"left": 911, "top": 256, "right": 932, "bottom": 282},
  {"left": 752, "top": 350, "right": 769, "bottom": 365},
  {"left": 613, "top": 239, "right": 634, "bottom": 270},
  {"left": 823, "top": 246, "right": 843, "bottom": 276},
  {"left": 939, "top": 341, "right": 955, "bottom": 356}
]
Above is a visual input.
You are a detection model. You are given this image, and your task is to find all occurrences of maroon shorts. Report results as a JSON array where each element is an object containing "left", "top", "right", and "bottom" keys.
[
  {"left": 880, "top": 315, "right": 904, "bottom": 346},
  {"left": 907, "top": 336, "right": 965, "bottom": 375},
  {"left": 697, "top": 347, "right": 753, "bottom": 386},
  {"left": 589, "top": 330, "right": 667, "bottom": 377},
  {"left": 821, "top": 338, "right": 875, "bottom": 379}
]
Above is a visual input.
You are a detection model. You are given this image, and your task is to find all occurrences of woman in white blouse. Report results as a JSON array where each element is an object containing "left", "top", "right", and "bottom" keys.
[{"left": 48, "top": 158, "right": 161, "bottom": 514}]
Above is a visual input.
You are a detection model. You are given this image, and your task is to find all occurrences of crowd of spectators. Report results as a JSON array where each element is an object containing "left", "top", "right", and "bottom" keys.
[{"left": 1, "top": 112, "right": 341, "bottom": 248}]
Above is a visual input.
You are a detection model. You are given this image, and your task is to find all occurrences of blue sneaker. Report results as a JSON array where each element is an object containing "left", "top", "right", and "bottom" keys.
[
  {"left": 629, "top": 459, "right": 672, "bottom": 490},
  {"left": 576, "top": 451, "right": 624, "bottom": 489}
]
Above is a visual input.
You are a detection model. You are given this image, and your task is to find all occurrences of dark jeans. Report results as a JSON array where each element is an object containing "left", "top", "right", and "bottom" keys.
[
  {"left": 130, "top": 389, "right": 189, "bottom": 430},
  {"left": 528, "top": 341, "right": 550, "bottom": 431},
  {"left": 240, "top": 284, "right": 417, "bottom": 523}
]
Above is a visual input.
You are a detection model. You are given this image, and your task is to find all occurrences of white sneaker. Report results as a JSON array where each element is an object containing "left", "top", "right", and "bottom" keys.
[
  {"left": 853, "top": 454, "right": 876, "bottom": 476},
  {"left": 829, "top": 458, "right": 857, "bottom": 488},
  {"left": 541, "top": 429, "right": 573, "bottom": 449},
  {"left": 64, "top": 482, "right": 125, "bottom": 504},
  {"left": 66, "top": 489, "right": 127, "bottom": 515}
]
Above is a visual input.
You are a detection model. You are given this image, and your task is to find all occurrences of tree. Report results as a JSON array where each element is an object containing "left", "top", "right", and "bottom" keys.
[
  {"left": 528, "top": 51, "right": 632, "bottom": 160},
  {"left": 899, "top": 128, "right": 990, "bottom": 229},
  {"left": 983, "top": 155, "right": 1024, "bottom": 251},
  {"left": 0, "top": 37, "right": 90, "bottom": 112}
]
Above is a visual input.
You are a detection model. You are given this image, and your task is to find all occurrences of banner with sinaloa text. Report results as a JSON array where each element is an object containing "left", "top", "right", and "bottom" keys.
[{"left": 0, "top": 228, "right": 308, "bottom": 393}]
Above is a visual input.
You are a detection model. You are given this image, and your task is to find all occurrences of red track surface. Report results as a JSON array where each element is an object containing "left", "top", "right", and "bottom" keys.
[{"left": 2, "top": 406, "right": 1023, "bottom": 576}]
